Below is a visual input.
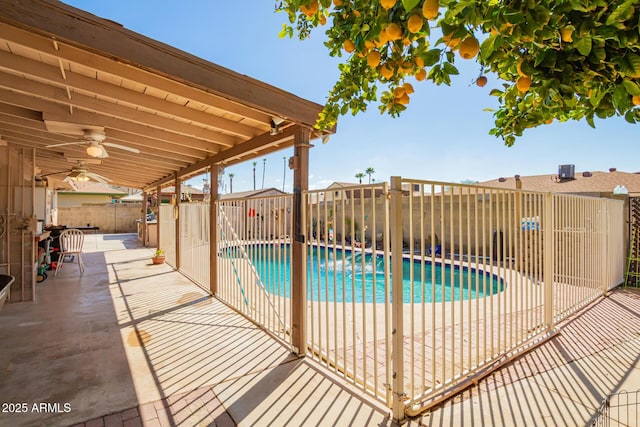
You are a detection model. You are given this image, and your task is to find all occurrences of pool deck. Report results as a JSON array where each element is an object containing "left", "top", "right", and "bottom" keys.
[{"left": 0, "top": 233, "right": 638, "bottom": 426}]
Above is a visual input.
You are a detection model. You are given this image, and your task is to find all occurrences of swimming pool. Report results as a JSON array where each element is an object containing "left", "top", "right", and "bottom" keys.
[{"left": 221, "top": 244, "right": 504, "bottom": 304}]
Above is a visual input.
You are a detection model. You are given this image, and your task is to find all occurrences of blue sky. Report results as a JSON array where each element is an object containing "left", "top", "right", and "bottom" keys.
[{"left": 64, "top": 1, "right": 639, "bottom": 193}]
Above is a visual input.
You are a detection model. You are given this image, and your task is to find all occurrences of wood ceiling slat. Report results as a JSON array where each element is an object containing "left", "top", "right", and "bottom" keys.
[
  {"left": 0, "top": 1, "right": 332, "bottom": 189},
  {"left": 0, "top": 22, "right": 275, "bottom": 126},
  {"left": 0, "top": 70, "right": 239, "bottom": 149},
  {"left": 0, "top": 2, "right": 326, "bottom": 127}
]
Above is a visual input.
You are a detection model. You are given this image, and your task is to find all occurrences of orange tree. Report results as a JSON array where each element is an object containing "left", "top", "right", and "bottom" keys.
[{"left": 276, "top": 0, "right": 640, "bottom": 145}]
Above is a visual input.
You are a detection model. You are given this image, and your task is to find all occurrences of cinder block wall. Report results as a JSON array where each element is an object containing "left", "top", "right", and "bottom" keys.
[{"left": 56, "top": 203, "right": 143, "bottom": 233}]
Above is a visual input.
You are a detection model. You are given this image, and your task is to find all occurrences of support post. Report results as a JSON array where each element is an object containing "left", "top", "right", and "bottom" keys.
[
  {"left": 156, "top": 185, "right": 161, "bottom": 249},
  {"left": 175, "top": 174, "right": 181, "bottom": 270},
  {"left": 209, "top": 164, "right": 219, "bottom": 296},
  {"left": 390, "top": 176, "right": 406, "bottom": 423},
  {"left": 291, "top": 128, "right": 311, "bottom": 355},
  {"left": 142, "top": 191, "right": 147, "bottom": 246},
  {"left": 543, "top": 192, "right": 554, "bottom": 329}
]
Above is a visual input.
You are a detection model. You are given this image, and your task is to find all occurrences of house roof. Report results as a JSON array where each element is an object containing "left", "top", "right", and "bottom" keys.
[
  {"left": 57, "top": 182, "right": 127, "bottom": 195},
  {"left": 162, "top": 185, "right": 204, "bottom": 195},
  {"left": 220, "top": 188, "right": 287, "bottom": 199},
  {"left": 479, "top": 170, "right": 640, "bottom": 196},
  {"left": 119, "top": 192, "right": 143, "bottom": 202},
  {"left": 0, "top": 0, "right": 329, "bottom": 190}
]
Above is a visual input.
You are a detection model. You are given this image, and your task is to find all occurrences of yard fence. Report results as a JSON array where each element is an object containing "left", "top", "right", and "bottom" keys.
[{"left": 157, "top": 177, "right": 625, "bottom": 420}]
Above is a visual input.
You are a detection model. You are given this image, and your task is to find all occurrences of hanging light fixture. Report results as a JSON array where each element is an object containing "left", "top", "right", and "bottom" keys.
[{"left": 86, "top": 141, "right": 103, "bottom": 157}]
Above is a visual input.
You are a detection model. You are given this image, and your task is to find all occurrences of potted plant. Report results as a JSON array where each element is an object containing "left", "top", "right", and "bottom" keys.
[{"left": 152, "top": 248, "right": 166, "bottom": 265}]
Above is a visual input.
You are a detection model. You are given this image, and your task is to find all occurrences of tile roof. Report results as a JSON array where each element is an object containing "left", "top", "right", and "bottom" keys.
[{"left": 479, "top": 170, "right": 640, "bottom": 196}]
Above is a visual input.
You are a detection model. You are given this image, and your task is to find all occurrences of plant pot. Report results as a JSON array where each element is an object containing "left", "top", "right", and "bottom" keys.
[{"left": 152, "top": 256, "right": 166, "bottom": 265}]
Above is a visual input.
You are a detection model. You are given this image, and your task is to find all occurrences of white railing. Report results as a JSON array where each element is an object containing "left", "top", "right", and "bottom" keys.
[
  {"left": 216, "top": 194, "right": 293, "bottom": 344},
  {"left": 305, "top": 183, "right": 392, "bottom": 404},
  {"left": 159, "top": 204, "right": 176, "bottom": 267},
  {"left": 394, "top": 179, "right": 624, "bottom": 415},
  {"left": 178, "top": 202, "right": 210, "bottom": 289},
  {"left": 159, "top": 178, "right": 625, "bottom": 420}
]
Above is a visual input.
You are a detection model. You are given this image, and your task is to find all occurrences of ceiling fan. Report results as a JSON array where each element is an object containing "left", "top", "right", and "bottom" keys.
[
  {"left": 43, "top": 160, "right": 111, "bottom": 184},
  {"left": 45, "top": 129, "right": 140, "bottom": 158}
]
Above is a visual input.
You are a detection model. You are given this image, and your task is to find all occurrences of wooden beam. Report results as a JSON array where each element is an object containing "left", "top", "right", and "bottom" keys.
[
  {"left": 143, "top": 125, "right": 298, "bottom": 191},
  {"left": 0, "top": 71, "right": 237, "bottom": 149},
  {"left": 0, "top": 1, "right": 325, "bottom": 128},
  {"left": 0, "top": 49, "right": 261, "bottom": 139}
]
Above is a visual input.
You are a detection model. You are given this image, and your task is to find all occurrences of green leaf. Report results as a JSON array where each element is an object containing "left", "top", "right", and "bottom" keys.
[
  {"left": 575, "top": 37, "right": 592, "bottom": 56},
  {"left": 623, "top": 80, "right": 640, "bottom": 96},
  {"left": 623, "top": 54, "right": 640, "bottom": 78},
  {"left": 480, "top": 35, "right": 498, "bottom": 61},
  {"left": 423, "top": 49, "right": 441, "bottom": 66},
  {"left": 625, "top": 110, "right": 637, "bottom": 124},
  {"left": 442, "top": 62, "right": 459, "bottom": 75},
  {"left": 401, "top": 0, "right": 420, "bottom": 12},
  {"left": 606, "top": 1, "right": 635, "bottom": 25},
  {"left": 489, "top": 89, "right": 503, "bottom": 97}
]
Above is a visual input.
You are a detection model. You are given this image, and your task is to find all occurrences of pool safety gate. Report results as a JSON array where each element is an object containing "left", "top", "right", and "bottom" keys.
[
  {"left": 160, "top": 177, "right": 625, "bottom": 421},
  {"left": 591, "top": 389, "right": 640, "bottom": 426}
]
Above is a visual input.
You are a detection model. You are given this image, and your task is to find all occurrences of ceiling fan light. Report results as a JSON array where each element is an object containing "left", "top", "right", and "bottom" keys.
[{"left": 86, "top": 144, "right": 103, "bottom": 157}]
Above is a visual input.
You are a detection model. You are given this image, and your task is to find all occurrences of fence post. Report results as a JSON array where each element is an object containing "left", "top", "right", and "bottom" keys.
[
  {"left": 390, "top": 176, "right": 406, "bottom": 422},
  {"left": 141, "top": 191, "right": 147, "bottom": 246},
  {"left": 209, "top": 163, "right": 219, "bottom": 296},
  {"left": 156, "top": 185, "right": 161, "bottom": 249},
  {"left": 543, "top": 192, "right": 554, "bottom": 330},
  {"left": 174, "top": 174, "right": 181, "bottom": 270},
  {"left": 601, "top": 199, "right": 609, "bottom": 296},
  {"left": 291, "top": 128, "right": 311, "bottom": 355}
]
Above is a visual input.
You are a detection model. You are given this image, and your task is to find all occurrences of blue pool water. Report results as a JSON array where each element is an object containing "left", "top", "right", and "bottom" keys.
[{"left": 221, "top": 245, "right": 503, "bottom": 304}]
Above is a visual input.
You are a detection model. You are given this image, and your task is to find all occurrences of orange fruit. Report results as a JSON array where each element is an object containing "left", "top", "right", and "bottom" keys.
[
  {"left": 300, "top": 0, "right": 318, "bottom": 17},
  {"left": 343, "top": 39, "right": 355, "bottom": 53},
  {"left": 516, "top": 59, "right": 527, "bottom": 77},
  {"left": 396, "top": 93, "right": 411, "bottom": 104},
  {"left": 380, "top": 0, "right": 396, "bottom": 9},
  {"left": 400, "top": 61, "right": 413, "bottom": 72},
  {"left": 476, "top": 76, "right": 488, "bottom": 87},
  {"left": 561, "top": 27, "right": 573, "bottom": 43},
  {"left": 393, "top": 86, "right": 406, "bottom": 98},
  {"left": 367, "top": 50, "right": 381, "bottom": 68},
  {"left": 402, "top": 82, "right": 415, "bottom": 94},
  {"left": 545, "top": 118, "right": 553, "bottom": 124},
  {"left": 380, "top": 64, "right": 394, "bottom": 79},
  {"left": 516, "top": 76, "right": 532, "bottom": 92},
  {"left": 318, "top": 14, "right": 327, "bottom": 25},
  {"left": 422, "top": 0, "right": 439, "bottom": 20},
  {"left": 414, "top": 56, "right": 424, "bottom": 68},
  {"left": 333, "top": 0, "right": 343, "bottom": 6},
  {"left": 633, "top": 95, "right": 640, "bottom": 106},
  {"left": 385, "top": 23, "right": 403, "bottom": 41},
  {"left": 415, "top": 68, "right": 427, "bottom": 81},
  {"left": 459, "top": 36, "right": 480, "bottom": 59},
  {"left": 408, "top": 14, "right": 423, "bottom": 34},
  {"left": 443, "top": 33, "right": 461, "bottom": 49}
]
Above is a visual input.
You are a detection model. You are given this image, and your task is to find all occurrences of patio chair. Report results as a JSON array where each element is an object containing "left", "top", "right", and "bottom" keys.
[{"left": 54, "top": 229, "right": 85, "bottom": 276}]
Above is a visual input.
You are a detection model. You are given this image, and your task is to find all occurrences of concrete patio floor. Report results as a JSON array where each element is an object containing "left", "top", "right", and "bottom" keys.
[{"left": 0, "top": 233, "right": 638, "bottom": 426}]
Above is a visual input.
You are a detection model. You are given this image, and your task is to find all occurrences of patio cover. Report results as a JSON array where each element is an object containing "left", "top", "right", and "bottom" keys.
[{"left": 0, "top": 0, "right": 330, "bottom": 190}]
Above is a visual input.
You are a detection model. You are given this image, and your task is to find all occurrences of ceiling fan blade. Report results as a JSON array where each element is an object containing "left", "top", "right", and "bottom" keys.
[
  {"left": 45, "top": 141, "right": 86, "bottom": 148},
  {"left": 103, "top": 142, "right": 140, "bottom": 154},
  {"left": 97, "top": 145, "right": 109, "bottom": 159},
  {"left": 85, "top": 172, "right": 111, "bottom": 183},
  {"left": 68, "top": 170, "right": 82, "bottom": 178},
  {"left": 41, "top": 170, "right": 71, "bottom": 177}
]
